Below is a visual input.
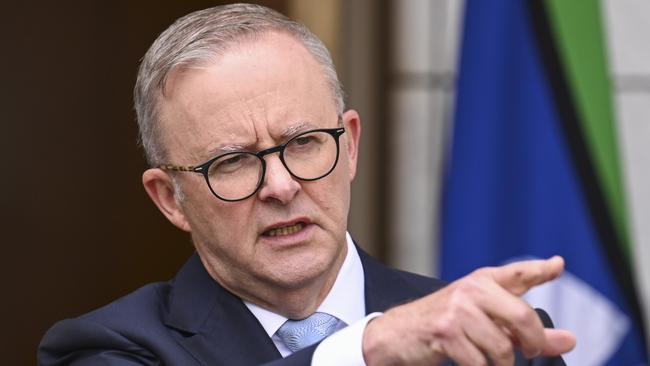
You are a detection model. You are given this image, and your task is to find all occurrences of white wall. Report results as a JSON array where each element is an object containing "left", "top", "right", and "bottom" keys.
[
  {"left": 602, "top": 0, "right": 650, "bottom": 345},
  {"left": 387, "top": 0, "right": 463, "bottom": 276}
]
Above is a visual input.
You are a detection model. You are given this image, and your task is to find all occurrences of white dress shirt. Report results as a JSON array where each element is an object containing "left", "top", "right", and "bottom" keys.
[{"left": 244, "top": 232, "right": 381, "bottom": 365}]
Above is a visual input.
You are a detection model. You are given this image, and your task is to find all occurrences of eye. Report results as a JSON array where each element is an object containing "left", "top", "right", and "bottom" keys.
[
  {"left": 211, "top": 153, "right": 254, "bottom": 174},
  {"left": 286, "top": 132, "right": 328, "bottom": 154},
  {"left": 293, "top": 135, "right": 315, "bottom": 146},
  {"left": 221, "top": 155, "right": 242, "bottom": 165}
]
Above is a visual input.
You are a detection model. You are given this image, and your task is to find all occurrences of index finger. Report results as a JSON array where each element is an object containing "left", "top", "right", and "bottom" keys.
[{"left": 490, "top": 256, "right": 565, "bottom": 295}]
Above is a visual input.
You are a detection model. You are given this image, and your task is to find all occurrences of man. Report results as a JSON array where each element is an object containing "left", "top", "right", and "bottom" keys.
[{"left": 38, "top": 4, "right": 575, "bottom": 365}]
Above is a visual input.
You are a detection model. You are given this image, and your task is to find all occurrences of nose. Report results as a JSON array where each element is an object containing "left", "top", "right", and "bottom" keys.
[{"left": 257, "top": 154, "right": 300, "bottom": 204}]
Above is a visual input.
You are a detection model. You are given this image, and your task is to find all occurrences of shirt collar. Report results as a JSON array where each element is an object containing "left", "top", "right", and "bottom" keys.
[{"left": 244, "top": 232, "right": 366, "bottom": 338}]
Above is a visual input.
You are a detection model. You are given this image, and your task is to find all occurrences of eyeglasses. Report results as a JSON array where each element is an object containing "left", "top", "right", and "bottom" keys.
[{"left": 158, "top": 126, "right": 346, "bottom": 202}]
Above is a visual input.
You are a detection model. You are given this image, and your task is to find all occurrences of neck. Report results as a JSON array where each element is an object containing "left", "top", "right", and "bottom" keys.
[
  {"left": 199, "top": 242, "right": 348, "bottom": 319},
  {"left": 256, "top": 264, "right": 341, "bottom": 318}
]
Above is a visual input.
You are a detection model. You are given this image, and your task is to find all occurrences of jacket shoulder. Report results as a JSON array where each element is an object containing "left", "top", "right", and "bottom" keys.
[
  {"left": 77, "top": 282, "right": 171, "bottom": 326},
  {"left": 38, "top": 282, "right": 178, "bottom": 366}
]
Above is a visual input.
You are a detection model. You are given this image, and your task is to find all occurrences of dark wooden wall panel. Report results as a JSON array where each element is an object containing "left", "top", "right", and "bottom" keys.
[{"left": 1, "top": 1, "right": 286, "bottom": 364}]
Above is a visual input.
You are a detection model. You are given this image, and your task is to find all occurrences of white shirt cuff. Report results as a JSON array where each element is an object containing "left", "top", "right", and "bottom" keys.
[{"left": 311, "top": 312, "right": 383, "bottom": 366}]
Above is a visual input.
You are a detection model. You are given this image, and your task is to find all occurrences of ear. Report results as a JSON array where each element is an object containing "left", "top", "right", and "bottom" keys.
[
  {"left": 341, "top": 109, "right": 361, "bottom": 181},
  {"left": 142, "top": 168, "right": 191, "bottom": 232}
]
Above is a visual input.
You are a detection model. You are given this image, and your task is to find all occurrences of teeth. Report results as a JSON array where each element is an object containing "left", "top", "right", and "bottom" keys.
[{"left": 266, "top": 222, "right": 304, "bottom": 237}]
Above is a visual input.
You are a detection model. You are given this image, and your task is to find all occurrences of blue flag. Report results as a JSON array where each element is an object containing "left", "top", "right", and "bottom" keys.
[{"left": 439, "top": 0, "right": 648, "bottom": 364}]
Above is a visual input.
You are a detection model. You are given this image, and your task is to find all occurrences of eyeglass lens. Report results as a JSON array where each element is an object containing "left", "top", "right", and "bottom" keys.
[{"left": 207, "top": 130, "right": 340, "bottom": 200}]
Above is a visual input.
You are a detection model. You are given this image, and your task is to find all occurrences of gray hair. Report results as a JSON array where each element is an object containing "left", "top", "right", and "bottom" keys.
[{"left": 134, "top": 3, "right": 345, "bottom": 166}]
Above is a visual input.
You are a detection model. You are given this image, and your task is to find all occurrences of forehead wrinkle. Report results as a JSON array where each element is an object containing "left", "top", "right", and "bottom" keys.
[{"left": 197, "top": 111, "right": 259, "bottom": 158}]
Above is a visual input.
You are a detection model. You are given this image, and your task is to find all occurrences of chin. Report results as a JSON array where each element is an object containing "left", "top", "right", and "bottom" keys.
[{"left": 265, "top": 256, "right": 335, "bottom": 290}]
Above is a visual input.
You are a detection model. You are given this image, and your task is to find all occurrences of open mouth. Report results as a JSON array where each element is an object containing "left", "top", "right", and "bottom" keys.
[{"left": 263, "top": 222, "right": 306, "bottom": 237}]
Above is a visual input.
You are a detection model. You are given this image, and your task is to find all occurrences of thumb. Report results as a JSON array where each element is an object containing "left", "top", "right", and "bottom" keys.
[{"left": 540, "top": 328, "right": 576, "bottom": 356}]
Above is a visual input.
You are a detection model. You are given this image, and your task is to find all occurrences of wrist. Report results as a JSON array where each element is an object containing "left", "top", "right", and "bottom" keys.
[{"left": 362, "top": 315, "right": 397, "bottom": 366}]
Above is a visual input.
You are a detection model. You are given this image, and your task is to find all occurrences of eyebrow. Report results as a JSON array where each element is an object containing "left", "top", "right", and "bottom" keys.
[
  {"left": 201, "top": 120, "right": 318, "bottom": 159},
  {"left": 203, "top": 143, "right": 246, "bottom": 159},
  {"left": 281, "top": 121, "right": 316, "bottom": 139}
]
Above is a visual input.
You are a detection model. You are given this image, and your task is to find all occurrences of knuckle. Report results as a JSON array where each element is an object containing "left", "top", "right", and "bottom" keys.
[
  {"left": 432, "top": 316, "right": 458, "bottom": 339},
  {"left": 524, "top": 267, "right": 544, "bottom": 285},
  {"left": 471, "top": 267, "right": 493, "bottom": 278},
  {"left": 512, "top": 268, "right": 525, "bottom": 281},
  {"left": 454, "top": 277, "right": 482, "bottom": 297},
  {"left": 517, "top": 308, "right": 537, "bottom": 327},
  {"left": 447, "top": 294, "right": 473, "bottom": 320}
]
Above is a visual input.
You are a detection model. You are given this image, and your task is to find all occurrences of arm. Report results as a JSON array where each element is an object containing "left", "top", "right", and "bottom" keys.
[
  {"left": 38, "top": 318, "right": 158, "bottom": 366},
  {"left": 39, "top": 258, "right": 574, "bottom": 366},
  {"left": 362, "top": 257, "right": 575, "bottom": 366},
  {"left": 263, "top": 308, "right": 567, "bottom": 366}
]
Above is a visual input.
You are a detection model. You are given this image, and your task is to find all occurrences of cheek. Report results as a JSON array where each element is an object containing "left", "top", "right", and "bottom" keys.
[
  {"left": 308, "top": 171, "right": 351, "bottom": 221},
  {"left": 183, "top": 193, "right": 256, "bottom": 243},
  {"left": 331, "top": 159, "right": 352, "bottom": 198}
]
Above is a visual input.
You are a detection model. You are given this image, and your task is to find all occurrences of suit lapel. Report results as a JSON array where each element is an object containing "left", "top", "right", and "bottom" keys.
[
  {"left": 160, "top": 249, "right": 560, "bottom": 366},
  {"left": 160, "top": 247, "right": 426, "bottom": 365},
  {"left": 163, "top": 253, "right": 281, "bottom": 365},
  {"left": 162, "top": 247, "right": 519, "bottom": 366},
  {"left": 357, "top": 246, "right": 445, "bottom": 313}
]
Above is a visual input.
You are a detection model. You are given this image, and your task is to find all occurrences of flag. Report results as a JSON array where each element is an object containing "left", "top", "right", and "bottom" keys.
[{"left": 439, "top": 0, "right": 648, "bottom": 364}]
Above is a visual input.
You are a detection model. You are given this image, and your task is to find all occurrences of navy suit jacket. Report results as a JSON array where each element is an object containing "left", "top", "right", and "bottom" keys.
[{"left": 38, "top": 248, "right": 565, "bottom": 365}]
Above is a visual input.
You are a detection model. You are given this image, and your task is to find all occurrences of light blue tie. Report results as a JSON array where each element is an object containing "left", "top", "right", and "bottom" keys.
[{"left": 276, "top": 312, "right": 344, "bottom": 352}]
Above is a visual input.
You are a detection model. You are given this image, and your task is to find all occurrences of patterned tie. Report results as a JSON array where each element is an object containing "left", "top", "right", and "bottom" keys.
[{"left": 276, "top": 312, "right": 344, "bottom": 352}]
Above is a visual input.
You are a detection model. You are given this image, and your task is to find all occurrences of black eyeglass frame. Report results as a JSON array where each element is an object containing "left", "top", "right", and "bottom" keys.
[{"left": 158, "top": 126, "right": 346, "bottom": 202}]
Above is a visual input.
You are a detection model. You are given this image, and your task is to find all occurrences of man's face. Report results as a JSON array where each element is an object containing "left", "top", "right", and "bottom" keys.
[{"left": 151, "top": 32, "right": 360, "bottom": 312}]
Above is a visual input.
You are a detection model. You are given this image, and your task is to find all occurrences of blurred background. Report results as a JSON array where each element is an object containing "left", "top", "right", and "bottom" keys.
[{"left": 2, "top": 0, "right": 648, "bottom": 364}]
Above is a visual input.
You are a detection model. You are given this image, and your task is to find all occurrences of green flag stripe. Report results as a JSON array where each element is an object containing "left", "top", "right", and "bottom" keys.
[{"left": 545, "top": 0, "right": 631, "bottom": 260}]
